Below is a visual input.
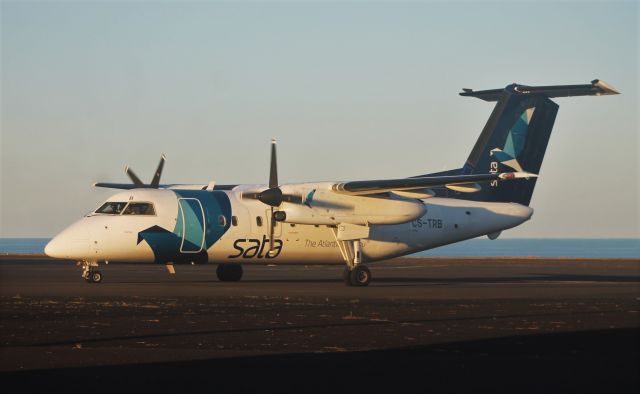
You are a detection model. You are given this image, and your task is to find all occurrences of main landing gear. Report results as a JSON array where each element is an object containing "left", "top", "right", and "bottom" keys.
[
  {"left": 79, "top": 261, "right": 102, "bottom": 283},
  {"left": 342, "top": 239, "right": 371, "bottom": 287},
  {"left": 343, "top": 265, "right": 371, "bottom": 287},
  {"left": 217, "top": 263, "right": 243, "bottom": 282}
]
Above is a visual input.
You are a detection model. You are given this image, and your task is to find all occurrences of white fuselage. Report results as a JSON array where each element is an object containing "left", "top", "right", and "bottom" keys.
[{"left": 45, "top": 185, "right": 533, "bottom": 265}]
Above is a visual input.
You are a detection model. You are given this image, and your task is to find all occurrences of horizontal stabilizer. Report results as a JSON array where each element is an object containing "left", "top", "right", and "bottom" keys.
[{"left": 460, "top": 79, "right": 619, "bottom": 102}]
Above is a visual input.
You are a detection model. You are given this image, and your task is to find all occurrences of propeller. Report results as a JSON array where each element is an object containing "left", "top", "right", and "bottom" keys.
[
  {"left": 125, "top": 154, "right": 166, "bottom": 188},
  {"left": 243, "top": 140, "right": 303, "bottom": 254}
]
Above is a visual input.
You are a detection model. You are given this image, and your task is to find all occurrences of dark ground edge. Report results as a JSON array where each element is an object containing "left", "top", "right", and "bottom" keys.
[{"left": 2, "top": 327, "right": 638, "bottom": 394}]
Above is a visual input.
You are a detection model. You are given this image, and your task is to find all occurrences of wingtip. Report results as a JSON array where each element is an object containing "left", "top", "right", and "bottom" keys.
[
  {"left": 592, "top": 79, "right": 620, "bottom": 95},
  {"left": 519, "top": 171, "right": 539, "bottom": 179},
  {"left": 499, "top": 172, "right": 539, "bottom": 180}
]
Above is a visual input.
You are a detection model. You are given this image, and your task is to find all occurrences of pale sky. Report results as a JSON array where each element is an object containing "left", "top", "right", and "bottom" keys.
[{"left": 1, "top": 0, "right": 638, "bottom": 238}]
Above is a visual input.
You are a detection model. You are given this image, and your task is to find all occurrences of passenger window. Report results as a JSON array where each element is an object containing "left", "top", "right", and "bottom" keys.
[
  {"left": 95, "top": 202, "right": 128, "bottom": 215},
  {"left": 122, "top": 202, "right": 156, "bottom": 215},
  {"left": 231, "top": 216, "right": 238, "bottom": 226},
  {"left": 218, "top": 215, "right": 227, "bottom": 227},
  {"left": 256, "top": 216, "right": 263, "bottom": 227}
]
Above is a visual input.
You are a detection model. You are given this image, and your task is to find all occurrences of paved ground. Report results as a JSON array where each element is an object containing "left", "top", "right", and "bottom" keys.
[{"left": 1, "top": 256, "right": 639, "bottom": 393}]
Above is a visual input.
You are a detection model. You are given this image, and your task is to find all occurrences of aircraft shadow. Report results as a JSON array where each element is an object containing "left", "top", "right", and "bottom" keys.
[
  {"left": 22, "top": 308, "right": 626, "bottom": 349},
  {"left": 4, "top": 327, "right": 639, "bottom": 394},
  {"left": 109, "top": 273, "right": 639, "bottom": 286},
  {"left": 241, "top": 273, "right": 640, "bottom": 285}
]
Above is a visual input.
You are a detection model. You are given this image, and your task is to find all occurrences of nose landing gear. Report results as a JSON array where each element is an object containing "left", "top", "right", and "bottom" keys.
[
  {"left": 79, "top": 261, "right": 102, "bottom": 283},
  {"left": 87, "top": 271, "right": 103, "bottom": 283}
]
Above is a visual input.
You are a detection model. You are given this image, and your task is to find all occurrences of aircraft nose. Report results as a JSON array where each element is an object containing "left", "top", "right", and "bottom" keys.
[{"left": 45, "top": 220, "right": 90, "bottom": 260}]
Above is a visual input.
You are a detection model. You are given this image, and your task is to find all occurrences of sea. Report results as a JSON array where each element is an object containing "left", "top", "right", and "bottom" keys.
[{"left": 0, "top": 238, "right": 638, "bottom": 258}]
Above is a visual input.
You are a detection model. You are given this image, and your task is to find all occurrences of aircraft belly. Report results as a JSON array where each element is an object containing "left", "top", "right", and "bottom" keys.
[{"left": 378, "top": 199, "right": 532, "bottom": 255}]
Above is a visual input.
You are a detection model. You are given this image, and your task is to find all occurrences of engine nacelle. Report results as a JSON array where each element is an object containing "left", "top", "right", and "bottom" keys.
[{"left": 278, "top": 187, "right": 426, "bottom": 226}]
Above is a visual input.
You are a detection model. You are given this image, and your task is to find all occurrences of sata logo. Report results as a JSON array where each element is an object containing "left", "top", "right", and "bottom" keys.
[
  {"left": 489, "top": 161, "right": 499, "bottom": 187},
  {"left": 228, "top": 235, "right": 283, "bottom": 259}
]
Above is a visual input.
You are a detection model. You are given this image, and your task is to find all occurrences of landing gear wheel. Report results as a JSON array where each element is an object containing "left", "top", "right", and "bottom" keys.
[
  {"left": 349, "top": 265, "right": 371, "bottom": 287},
  {"left": 216, "top": 264, "right": 243, "bottom": 282},
  {"left": 343, "top": 268, "right": 352, "bottom": 286},
  {"left": 89, "top": 271, "right": 103, "bottom": 283},
  {"left": 79, "top": 262, "right": 101, "bottom": 283}
]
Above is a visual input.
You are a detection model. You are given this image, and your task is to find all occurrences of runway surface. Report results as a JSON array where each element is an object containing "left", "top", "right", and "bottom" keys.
[{"left": 1, "top": 256, "right": 639, "bottom": 393}]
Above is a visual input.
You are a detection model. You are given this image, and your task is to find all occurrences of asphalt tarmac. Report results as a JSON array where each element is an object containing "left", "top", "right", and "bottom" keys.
[{"left": 1, "top": 256, "right": 639, "bottom": 393}]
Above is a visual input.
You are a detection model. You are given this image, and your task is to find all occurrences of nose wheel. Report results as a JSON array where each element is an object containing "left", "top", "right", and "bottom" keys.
[
  {"left": 86, "top": 271, "right": 103, "bottom": 283},
  {"left": 79, "top": 261, "right": 102, "bottom": 283}
]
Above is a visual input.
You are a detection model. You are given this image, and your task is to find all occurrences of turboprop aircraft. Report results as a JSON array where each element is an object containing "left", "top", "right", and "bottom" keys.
[{"left": 45, "top": 79, "right": 619, "bottom": 286}]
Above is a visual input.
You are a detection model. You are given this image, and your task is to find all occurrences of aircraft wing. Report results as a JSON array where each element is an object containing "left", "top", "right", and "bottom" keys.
[
  {"left": 93, "top": 182, "right": 139, "bottom": 190},
  {"left": 93, "top": 182, "right": 237, "bottom": 190},
  {"left": 331, "top": 172, "right": 536, "bottom": 196}
]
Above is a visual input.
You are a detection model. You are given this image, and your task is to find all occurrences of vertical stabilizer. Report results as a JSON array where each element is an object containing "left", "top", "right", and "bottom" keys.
[
  {"left": 461, "top": 87, "right": 558, "bottom": 206},
  {"left": 422, "top": 80, "right": 618, "bottom": 206}
]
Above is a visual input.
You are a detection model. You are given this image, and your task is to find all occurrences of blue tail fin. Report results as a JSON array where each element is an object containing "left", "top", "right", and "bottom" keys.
[
  {"left": 422, "top": 80, "right": 618, "bottom": 206},
  {"left": 460, "top": 86, "right": 558, "bottom": 206}
]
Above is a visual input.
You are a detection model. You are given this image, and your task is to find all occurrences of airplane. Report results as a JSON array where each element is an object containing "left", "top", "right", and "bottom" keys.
[{"left": 44, "top": 79, "right": 619, "bottom": 286}]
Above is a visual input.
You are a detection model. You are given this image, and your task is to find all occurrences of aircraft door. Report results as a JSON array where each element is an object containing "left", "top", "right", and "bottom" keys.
[
  {"left": 233, "top": 203, "right": 253, "bottom": 234},
  {"left": 178, "top": 198, "right": 206, "bottom": 253}
]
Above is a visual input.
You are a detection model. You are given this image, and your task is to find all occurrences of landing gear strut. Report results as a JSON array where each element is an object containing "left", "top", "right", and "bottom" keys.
[
  {"left": 79, "top": 261, "right": 102, "bottom": 283},
  {"left": 341, "top": 239, "right": 371, "bottom": 287},
  {"left": 216, "top": 263, "right": 243, "bottom": 282}
]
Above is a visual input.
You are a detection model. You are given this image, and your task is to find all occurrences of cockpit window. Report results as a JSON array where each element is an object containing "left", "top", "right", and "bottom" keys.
[
  {"left": 95, "top": 202, "right": 128, "bottom": 215},
  {"left": 122, "top": 202, "right": 156, "bottom": 216}
]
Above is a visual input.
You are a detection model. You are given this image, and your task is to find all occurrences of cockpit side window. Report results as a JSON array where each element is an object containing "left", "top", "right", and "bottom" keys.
[
  {"left": 95, "top": 202, "right": 128, "bottom": 215},
  {"left": 122, "top": 202, "right": 156, "bottom": 216}
]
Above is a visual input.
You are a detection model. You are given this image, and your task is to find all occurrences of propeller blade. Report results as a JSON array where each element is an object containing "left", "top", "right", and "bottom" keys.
[
  {"left": 269, "top": 139, "right": 278, "bottom": 189},
  {"left": 125, "top": 166, "right": 145, "bottom": 187},
  {"left": 269, "top": 206, "right": 275, "bottom": 254},
  {"left": 150, "top": 154, "right": 166, "bottom": 188},
  {"left": 243, "top": 140, "right": 302, "bottom": 209}
]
